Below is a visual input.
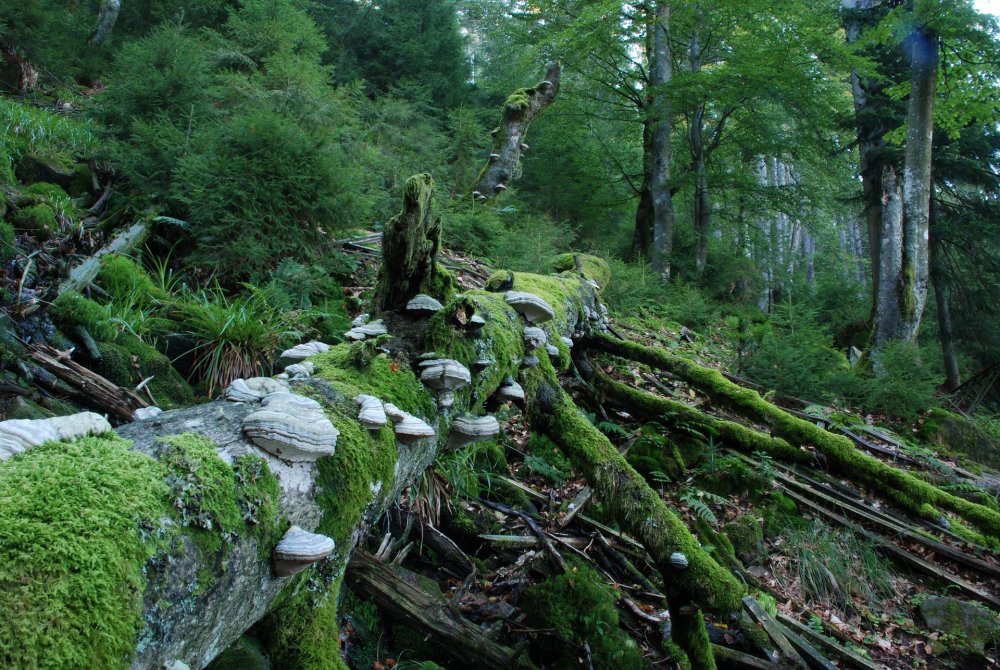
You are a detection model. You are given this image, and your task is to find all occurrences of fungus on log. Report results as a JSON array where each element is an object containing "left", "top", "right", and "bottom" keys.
[{"left": 472, "top": 62, "right": 562, "bottom": 200}]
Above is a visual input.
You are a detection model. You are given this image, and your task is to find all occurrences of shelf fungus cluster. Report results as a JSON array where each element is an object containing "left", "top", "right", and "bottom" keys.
[
  {"left": 383, "top": 402, "right": 436, "bottom": 443},
  {"left": 272, "top": 525, "right": 336, "bottom": 577},
  {"left": 0, "top": 412, "right": 112, "bottom": 461},
  {"left": 419, "top": 358, "right": 472, "bottom": 409},
  {"left": 447, "top": 414, "right": 500, "bottom": 450},
  {"left": 505, "top": 291, "right": 555, "bottom": 324},
  {"left": 226, "top": 380, "right": 339, "bottom": 462},
  {"left": 345, "top": 319, "right": 388, "bottom": 341},
  {"left": 355, "top": 394, "right": 388, "bottom": 431},
  {"left": 278, "top": 340, "right": 330, "bottom": 367}
]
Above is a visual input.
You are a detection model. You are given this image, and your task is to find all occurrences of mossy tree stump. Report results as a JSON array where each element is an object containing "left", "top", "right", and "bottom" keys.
[{"left": 374, "top": 173, "right": 444, "bottom": 312}]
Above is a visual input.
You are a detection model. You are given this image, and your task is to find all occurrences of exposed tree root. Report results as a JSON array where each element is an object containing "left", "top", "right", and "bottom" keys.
[{"left": 585, "top": 332, "right": 1000, "bottom": 541}]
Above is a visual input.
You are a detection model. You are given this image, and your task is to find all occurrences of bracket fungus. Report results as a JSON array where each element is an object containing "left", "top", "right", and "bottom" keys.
[
  {"left": 447, "top": 414, "right": 500, "bottom": 450},
  {"left": 419, "top": 359, "right": 472, "bottom": 409},
  {"left": 351, "top": 313, "right": 370, "bottom": 328},
  {"left": 393, "top": 413, "right": 436, "bottom": 444},
  {"left": 225, "top": 377, "right": 289, "bottom": 403},
  {"left": 272, "top": 525, "right": 336, "bottom": 577},
  {"left": 284, "top": 362, "right": 314, "bottom": 380},
  {"left": 669, "top": 552, "right": 689, "bottom": 570},
  {"left": 345, "top": 319, "right": 388, "bottom": 341},
  {"left": 133, "top": 407, "right": 163, "bottom": 421},
  {"left": 243, "top": 392, "right": 338, "bottom": 462},
  {"left": 523, "top": 326, "right": 547, "bottom": 350},
  {"left": 355, "top": 394, "right": 387, "bottom": 431},
  {"left": 278, "top": 340, "right": 330, "bottom": 367},
  {"left": 0, "top": 412, "right": 112, "bottom": 461},
  {"left": 382, "top": 402, "right": 407, "bottom": 424},
  {"left": 405, "top": 294, "right": 444, "bottom": 317},
  {"left": 505, "top": 291, "right": 555, "bottom": 324},
  {"left": 496, "top": 376, "right": 525, "bottom": 403},
  {"left": 545, "top": 344, "right": 560, "bottom": 359}
]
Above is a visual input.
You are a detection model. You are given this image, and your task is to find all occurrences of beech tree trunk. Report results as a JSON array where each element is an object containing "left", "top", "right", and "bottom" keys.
[
  {"left": 930, "top": 199, "right": 960, "bottom": 391},
  {"left": 89, "top": 0, "right": 122, "bottom": 45},
  {"left": 650, "top": 1, "right": 675, "bottom": 280},
  {"left": 872, "top": 25, "right": 937, "bottom": 364},
  {"left": 688, "top": 7, "right": 711, "bottom": 276}
]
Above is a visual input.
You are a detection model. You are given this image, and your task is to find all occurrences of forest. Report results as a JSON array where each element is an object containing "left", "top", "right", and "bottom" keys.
[{"left": 0, "top": 0, "right": 999, "bottom": 669}]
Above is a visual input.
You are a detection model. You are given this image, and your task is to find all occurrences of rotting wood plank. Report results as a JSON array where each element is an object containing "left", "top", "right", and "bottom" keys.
[
  {"left": 776, "top": 614, "right": 885, "bottom": 670},
  {"left": 743, "top": 596, "right": 810, "bottom": 670},
  {"left": 731, "top": 450, "right": 1000, "bottom": 579},
  {"left": 773, "top": 620, "right": 841, "bottom": 670},
  {"left": 711, "top": 643, "right": 780, "bottom": 669},
  {"left": 779, "top": 488, "right": 1000, "bottom": 610}
]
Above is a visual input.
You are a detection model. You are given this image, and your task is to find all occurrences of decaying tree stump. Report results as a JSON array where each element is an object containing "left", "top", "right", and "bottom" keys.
[{"left": 374, "top": 173, "right": 445, "bottom": 312}]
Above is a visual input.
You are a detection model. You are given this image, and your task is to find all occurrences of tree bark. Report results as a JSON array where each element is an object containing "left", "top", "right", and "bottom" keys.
[
  {"left": 650, "top": 1, "right": 675, "bottom": 280},
  {"left": 688, "top": 6, "right": 711, "bottom": 276},
  {"left": 472, "top": 62, "right": 562, "bottom": 200},
  {"left": 374, "top": 174, "right": 443, "bottom": 312},
  {"left": 88, "top": 0, "right": 122, "bottom": 46},
  {"left": 872, "top": 25, "right": 937, "bottom": 361},
  {"left": 930, "top": 201, "right": 960, "bottom": 391}
]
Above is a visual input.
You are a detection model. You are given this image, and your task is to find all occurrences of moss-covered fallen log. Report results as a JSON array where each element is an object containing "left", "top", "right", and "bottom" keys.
[{"left": 586, "top": 332, "right": 1000, "bottom": 542}]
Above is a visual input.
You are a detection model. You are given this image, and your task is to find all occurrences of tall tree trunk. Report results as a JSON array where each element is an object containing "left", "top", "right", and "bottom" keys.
[
  {"left": 873, "top": 25, "right": 937, "bottom": 362},
  {"left": 632, "top": 116, "right": 654, "bottom": 259},
  {"left": 88, "top": 0, "right": 122, "bottom": 45},
  {"left": 842, "top": 0, "right": 885, "bottom": 311},
  {"left": 930, "top": 199, "right": 960, "bottom": 391},
  {"left": 689, "top": 6, "right": 710, "bottom": 275},
  {"left": 650, "top": 1, "right": 675, "bottom": 280}
]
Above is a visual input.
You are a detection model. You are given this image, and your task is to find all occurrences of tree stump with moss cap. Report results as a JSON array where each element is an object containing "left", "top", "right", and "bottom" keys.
[{"left": 472, "top": 62, "right": 562, "bottom": 199}]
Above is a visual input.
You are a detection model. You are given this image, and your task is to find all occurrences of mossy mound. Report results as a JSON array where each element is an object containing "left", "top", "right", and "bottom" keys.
[
  {"left": 723, "top": 514, "right": 766, "bottom": 566},
  {"left": 550, "top": 253, "right": 611, "bottom": 289},
  {"left": 96, "top": 335, "right": 195, "bottom": 409},
  {"left": 49, "top": 290, "right": 117, "bottom": 341},
  {"left": 12, "top": 203, "right": 57, "bottom": 239},
  {"left": 0, "top": 435, "right": 171, "bottom": 669},
  {"left": 919, "top": 596, "right": 1000, "bottom": 656},
  {"left": 97, "top": 254, "right": 166, "bottom": 307},
  {"left": 919, "top": 409, "right": 1000, "bottom": 469},
  {"left": 521, "top": 559, "right": 645, "bottom": 670}
]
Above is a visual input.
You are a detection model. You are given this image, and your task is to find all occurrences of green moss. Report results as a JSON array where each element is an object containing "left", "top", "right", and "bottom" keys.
[
  {"left": 12, "top": 203, "right": 57, "bottom": 239},
  {"left": 0, "top": 220, "right": 16, "bottom": 262},
  {"left": 723, "top": 514, "right": 766, "bottom": 566},
  {"left": 204, "top": 635, "right": 270, "bottom": 670},
  {"left": 919, "top": 409, "right": 1000, "bottom": 469},
  {"left": 521, "top": 559, "right": 645, "bottom": 670},
  {"left": 525, "top": 366, "right": 744, "bottom": 620},
  {"left": 504, "top": 89, "right": 531, "bottom": 113},
  {"left": 669, "top": 606, "right": 716, "bottom": 670},
  {"left": 550, "top": 253, "right": 612, "bottom": 290},
  {"left": 49, "top": 290, "right": 117, "bottom": 341},
  {"left": 0, "top": 435, "right": 171, "bottom": 669},
  {"left": 421, "top": 263, "right": 456, "bottom": 303},
  {"left": 424, "top": 291, "right": 524, "bottom": 411},
  {"left": 159, "top": 434, "right": 277, "bottom": 562},
  {"left": 97, "top": 255, "right": 165, "bottom": 307},
  {"left": 312, "top": 344, "right": 435, "bottom": 420},
  {"left": 510, "top": 271, "right": 582, "bottom": 331},
  {"left": 258, "top": 572, "right": 346, "bottom": 670},
  {"left": 96, "top": 335, "right": 195, "bottom": 409},
  {"left": 590, "top": 333, "right": 1000, "bottom": 541}
]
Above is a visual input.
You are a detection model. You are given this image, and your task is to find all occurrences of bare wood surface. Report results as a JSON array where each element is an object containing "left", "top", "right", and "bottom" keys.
[
  {"left": 743, "top": 596, "right": 810, "bottom": 670},
  {"left": 58, "top": 221, "right": 149, "bottom": 296},
  {"left": 28, "top": 344, "right": 147, "bottom": 421},
  {"left": 776, "top": 614, "right": 885, "bottom": 670}
]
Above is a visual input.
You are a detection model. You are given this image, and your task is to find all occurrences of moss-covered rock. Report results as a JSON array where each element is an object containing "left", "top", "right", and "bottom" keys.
[
  {"left": 919, "top": 409, "right": 1000, "bottom": 469},
  {"left": 96, "top": 335, "right": 195, "bottom": 409},
  {"left": 919, "top": 596, "right": 1000, "bottom": 656},
  {"left": 521, "top": 559, "right": 645, "bottom": 670},
  {"left": 724, "top": 514, "right": 766, "bottom": 566}
]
